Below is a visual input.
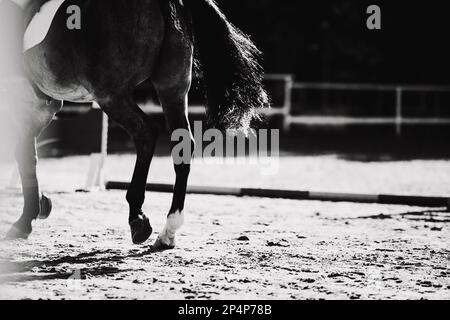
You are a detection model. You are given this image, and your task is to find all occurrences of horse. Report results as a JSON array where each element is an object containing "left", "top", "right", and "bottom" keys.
[{"left": 1, "top": 0, "right": 268, "bottom": 249}]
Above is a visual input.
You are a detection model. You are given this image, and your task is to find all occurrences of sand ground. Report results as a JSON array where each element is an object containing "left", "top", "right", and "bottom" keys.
[{"left": 0, "top": 155, "right": 449, "bottom": 300}]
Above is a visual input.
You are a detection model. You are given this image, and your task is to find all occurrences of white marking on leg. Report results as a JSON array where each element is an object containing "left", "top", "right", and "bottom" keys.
[{"left": 157, "top": 211, "right": 184, "bottom": 247}]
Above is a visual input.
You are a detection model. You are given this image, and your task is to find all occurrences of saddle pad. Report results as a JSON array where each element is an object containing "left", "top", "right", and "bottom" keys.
[{"left": 23, "top": 0, "right": 66, "bottom": 52}]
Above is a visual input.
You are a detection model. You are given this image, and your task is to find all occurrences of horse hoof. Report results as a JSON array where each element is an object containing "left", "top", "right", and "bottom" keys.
[
  {"left": 4, "top": 225, "right": 30, "bottom": 241},
  {"left": 37, "top": 194, "right": 52, "bottom": 220},
  {"left": 129, "top": 214, "right": 152, "bottom": 245},
  {"left": 152, "top": 236, "right": 175, "bottom": 251}
]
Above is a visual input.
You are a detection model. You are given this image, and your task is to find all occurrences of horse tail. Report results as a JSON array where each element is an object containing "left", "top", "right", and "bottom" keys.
[{"left": 184, "top": 0, "right": 269, "bottom": 132}]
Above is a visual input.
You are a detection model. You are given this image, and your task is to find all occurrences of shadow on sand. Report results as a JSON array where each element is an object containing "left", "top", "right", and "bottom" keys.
[
  {"left": 334, "top": 209, "right": 450, "bottom": 224},
  {"left": 0, "top": 245, "right": 171, "bottom": 283}
]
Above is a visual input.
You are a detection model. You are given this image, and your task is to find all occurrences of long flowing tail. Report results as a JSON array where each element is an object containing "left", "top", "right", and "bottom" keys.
[{"left": 184, "top": 0, "right": 269, "bottom": 132}]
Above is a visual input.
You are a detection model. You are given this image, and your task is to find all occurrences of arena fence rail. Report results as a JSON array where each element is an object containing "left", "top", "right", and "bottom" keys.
[{"left": 288, "top": 82, "right": 450, "bottom": 136}]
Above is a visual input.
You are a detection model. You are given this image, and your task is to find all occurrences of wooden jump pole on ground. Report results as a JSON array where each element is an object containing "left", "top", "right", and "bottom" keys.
[{"left": 105, "top": 181, "right": 450, "bottom": 211}]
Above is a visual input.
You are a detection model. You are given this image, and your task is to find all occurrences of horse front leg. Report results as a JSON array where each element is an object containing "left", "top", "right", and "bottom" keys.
[
  {"left": 6, "top": 134, "right": 40, "bottom": 239},
  {"left": 5, "top": 99, "right": 61, "bottom": 240}
]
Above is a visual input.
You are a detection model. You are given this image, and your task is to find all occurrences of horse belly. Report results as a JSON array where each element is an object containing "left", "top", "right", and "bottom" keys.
[
  {"left": 39, "top": 85, "right": 95, "bottom": 103},
  {"left": 23, "top": 47, "right": 95, "bottom": 103}
]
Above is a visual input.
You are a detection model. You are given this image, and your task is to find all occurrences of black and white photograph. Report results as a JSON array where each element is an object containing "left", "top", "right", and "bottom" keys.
[{"left": 0, "top": 0, "right": 449, "bottom": 303}]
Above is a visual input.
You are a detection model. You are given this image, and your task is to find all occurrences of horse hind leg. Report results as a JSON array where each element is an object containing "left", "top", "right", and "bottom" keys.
[
  {"left": 152, "top": 70, "right": 194, "bottom": 250},
  {"left": 99, "top": 95, "right": 159, "bottom": 245},
  {"left": 5, "top": 98, "right": 62, "bottom": 240},
  {"left": 150, "top": 0, "right": 194, "bottom": 249}
]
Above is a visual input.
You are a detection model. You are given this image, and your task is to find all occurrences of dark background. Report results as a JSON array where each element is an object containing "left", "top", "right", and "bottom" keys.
[{"left": 218, "top": 0, "right": 450, "bottom": 84}]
